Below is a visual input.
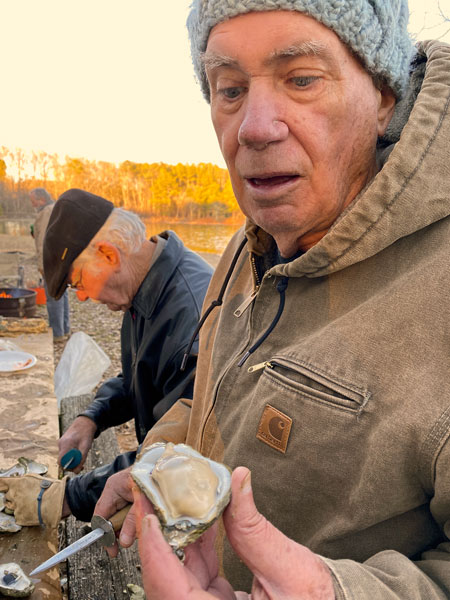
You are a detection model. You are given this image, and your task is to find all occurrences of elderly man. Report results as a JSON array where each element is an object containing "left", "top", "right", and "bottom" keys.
[
  {"left": 111, "top": 1, "right": 450, "bottom": 599},
  {"left": 2, "top": 187, "right": 212, "bottom": 523},
  {"left": 29, "top": 187, "right": 70, "bottom": 341}
]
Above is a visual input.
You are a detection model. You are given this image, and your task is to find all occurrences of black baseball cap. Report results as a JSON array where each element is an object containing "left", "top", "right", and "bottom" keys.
[{"left": 43, "top": 188, "right": 114, "bottom": 300}]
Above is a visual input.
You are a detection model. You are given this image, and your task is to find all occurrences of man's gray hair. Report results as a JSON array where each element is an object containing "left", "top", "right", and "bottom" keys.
[
  {"left": 30, "top": 187, "right": 53, "bottom": 204},
  {"left": 90, "top": 207, "right": 146, "bottom": 255}
]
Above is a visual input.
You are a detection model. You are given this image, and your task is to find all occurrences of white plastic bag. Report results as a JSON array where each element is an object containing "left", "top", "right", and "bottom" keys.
[{"left": 54, "top": 331, "right": 111, "bottom": 408}]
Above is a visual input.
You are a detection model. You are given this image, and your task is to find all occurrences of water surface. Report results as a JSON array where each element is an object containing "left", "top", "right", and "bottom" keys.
[{"left": 144, "top": 221, "right": 243, "bottom": 255}]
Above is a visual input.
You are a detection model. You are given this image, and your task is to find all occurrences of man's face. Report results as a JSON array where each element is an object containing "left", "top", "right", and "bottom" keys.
[
  {"left": 69, "top": 245, "right": 130, "bottom": 311},
  {"left": 204, "top": 11, "right": 395, "bottom": 256},
  {"left": 30, "top": 194, "right": 41, "bottom": 209}
]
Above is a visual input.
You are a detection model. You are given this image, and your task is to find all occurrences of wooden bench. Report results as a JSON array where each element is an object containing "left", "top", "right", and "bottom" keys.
[{"left": 60, "top": 395, "right": 143, "bottom": 600}]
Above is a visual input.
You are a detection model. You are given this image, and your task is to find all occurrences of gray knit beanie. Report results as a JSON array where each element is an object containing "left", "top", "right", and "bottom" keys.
[{"left": 187, "top": 0, "right": 415, "bottom": 101}]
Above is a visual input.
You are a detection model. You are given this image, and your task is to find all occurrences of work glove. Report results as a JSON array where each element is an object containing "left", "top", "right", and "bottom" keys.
[{"left": 0, "top": 474, "right": 67, "bottom": 529}]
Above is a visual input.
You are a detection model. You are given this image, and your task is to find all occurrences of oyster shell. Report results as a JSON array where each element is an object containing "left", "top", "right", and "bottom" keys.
[
  {"left": 0, "top": 491, "right": 5, "bottom": 512},
  {"left": 0, "top": 563, "right": 34, "bottom": 597},
  {"left": 132, "top": 443, "right": 231, "bottom": 551},
  {"left": 0, "top": 457, "right": 48, "bottom": 478},
  {"left": 0, "top": 513, "right": 22, "bottom": 533}
]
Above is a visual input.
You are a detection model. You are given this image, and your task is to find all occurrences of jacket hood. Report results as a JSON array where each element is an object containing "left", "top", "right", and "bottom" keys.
[{"left": 245, "top": 40, "right": 450, "bottom": 279}]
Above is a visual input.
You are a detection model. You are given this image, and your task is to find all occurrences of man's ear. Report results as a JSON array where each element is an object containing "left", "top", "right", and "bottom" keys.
[
  {"left": 94, "top": 241, "right": 121, "bottom": 266},
  {"left": 377, "top": 85, "right": 396, "bottom": 137}
]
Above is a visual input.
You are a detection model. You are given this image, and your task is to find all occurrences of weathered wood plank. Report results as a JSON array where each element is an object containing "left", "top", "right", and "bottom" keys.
[{"left": 60, "top": 395, "right": 143, "bottom": 600}]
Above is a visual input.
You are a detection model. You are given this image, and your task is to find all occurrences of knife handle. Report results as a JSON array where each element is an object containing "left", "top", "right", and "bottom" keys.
[{"left": 109, "top": 504, "right": 132, "bottom": 531}]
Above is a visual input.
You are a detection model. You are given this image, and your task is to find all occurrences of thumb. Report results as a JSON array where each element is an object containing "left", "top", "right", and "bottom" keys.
[{"left": 223, "top": 467, "right": 294, "bottom": 581}]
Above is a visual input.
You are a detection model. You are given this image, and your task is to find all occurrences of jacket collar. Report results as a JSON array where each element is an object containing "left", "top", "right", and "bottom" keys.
[{"left": 131, "top": 230, "right": 184, "bottom": 318}]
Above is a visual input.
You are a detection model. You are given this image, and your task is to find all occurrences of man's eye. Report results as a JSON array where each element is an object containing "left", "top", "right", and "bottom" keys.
[
  {"left": 220, "top": 87, "right": 244, "bottom": 100},
  {"left": 290, "top": 76, "right": 318, "bottom": 88}
]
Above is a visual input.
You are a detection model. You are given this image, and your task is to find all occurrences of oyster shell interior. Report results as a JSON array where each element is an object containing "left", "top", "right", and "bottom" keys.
[
  {"left": 0, "top": 457, "right": 48, "bottom": 478},
  {"left": 0, "top": 491, "right": 5, "bottom": 512},
  {"left": 0, "top": 563, "right": 34, "bottom": 597},
  {"left": 132, "top": 443, "right": 231, "bottom": 551},
  {"left": 0, "top": 513, "right": 22, "bottom": 533}
]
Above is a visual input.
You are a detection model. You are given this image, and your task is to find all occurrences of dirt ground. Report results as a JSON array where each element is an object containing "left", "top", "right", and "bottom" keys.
[{"left": 0, "top": 232, "right": 218, "bottom": 452}]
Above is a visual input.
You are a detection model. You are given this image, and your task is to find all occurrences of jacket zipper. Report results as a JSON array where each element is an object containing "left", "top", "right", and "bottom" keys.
[
  {"left": 247, "top": 360, "right": 274, "bottom": 373},
  {"left": 247, "top": 358, "right": 297, "bottom": 374},
  {"left": 234, "top": 254, "right": 262, "bottom": 317},
  {"left": 251, "top": 254, "right": 261, "bottom": 287},
  {"left": 200, "top": 253, "right": 269, "bottom": 450},
  {"left": 234, "top": 288, "right": 259, "bottom": 317}
]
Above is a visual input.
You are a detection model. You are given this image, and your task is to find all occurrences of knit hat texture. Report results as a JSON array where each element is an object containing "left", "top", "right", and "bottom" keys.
[{"left": 187, "top": 0, "right": 415, "bottom": 101}]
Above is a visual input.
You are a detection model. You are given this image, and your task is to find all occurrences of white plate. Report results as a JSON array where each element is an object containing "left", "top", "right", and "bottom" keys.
[{"left": 0, "top": 350, "right": 37, "bottom": 372}]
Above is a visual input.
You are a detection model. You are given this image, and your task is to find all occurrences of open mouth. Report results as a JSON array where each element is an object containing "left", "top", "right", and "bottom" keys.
[{"left": 247, "top": 175, "right": 299, "bottom": 187}]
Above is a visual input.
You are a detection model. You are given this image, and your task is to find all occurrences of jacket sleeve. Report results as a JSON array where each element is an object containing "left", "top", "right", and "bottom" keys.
[
  {"left": 79, "top": 374, "right": 134, "bottom": 436},
  {"left": 138, "top": 397, "right": 193, "bottom": 456},
  {"left": 323, "top": 436, "right": 450, "bottom": 599},
  {"left": 65, "top": 450, "right": 137, "bottom": 522}
]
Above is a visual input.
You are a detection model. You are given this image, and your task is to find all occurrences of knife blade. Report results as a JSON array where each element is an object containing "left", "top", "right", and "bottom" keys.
[{"left": 29, "top": 505, "right": 131, "bottom": 577}]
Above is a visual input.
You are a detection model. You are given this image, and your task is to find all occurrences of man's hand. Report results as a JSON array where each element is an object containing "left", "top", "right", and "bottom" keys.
[
  {"left": 0, "top": 474, "right": 66, "bottom": 529},
  {"left": 224, "top": 467, "right": 335, "bottom": 599},
  {"left": 134, "top": 485, "right": 237, "bottom": 600},
  {"left": 93, "top": 467, "right": 135, "bottom": 557},
  {"left": 135, "top": 467, "right": 335, "bottom": 600},
  {"left": 58, "top": 416, "right": 98, "bottom": 473}
]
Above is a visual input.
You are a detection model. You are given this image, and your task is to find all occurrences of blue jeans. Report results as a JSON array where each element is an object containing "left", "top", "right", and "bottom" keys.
[{"left": 44, "top": 281, "right": 70, "bottom": 338}]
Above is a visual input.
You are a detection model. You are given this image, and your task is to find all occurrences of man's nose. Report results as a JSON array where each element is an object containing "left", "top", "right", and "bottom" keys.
[
  {"left": 238, "top": 87, "right": 288, "bottom": 150},
  {"left": 76, "top": 290, "right": 89, "bottom": 302}
]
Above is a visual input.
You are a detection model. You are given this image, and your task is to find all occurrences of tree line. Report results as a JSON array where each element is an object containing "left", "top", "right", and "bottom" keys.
[{"left": 0, "top": 147, "right": 243, "bottom": 222}]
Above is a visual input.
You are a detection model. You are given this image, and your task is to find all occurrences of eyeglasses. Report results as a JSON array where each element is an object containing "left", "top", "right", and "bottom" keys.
[{"left": 68, "top": 268, "right": 84, "bottom": 291}]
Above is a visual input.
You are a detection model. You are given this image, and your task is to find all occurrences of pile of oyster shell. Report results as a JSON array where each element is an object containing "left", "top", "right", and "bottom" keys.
[
  {"left": 0, "top": 457, "right": 48, "bottom": 534},
  {"left": 0, "top": 564, "right": 34, "bottom": 597},
  {"left": 0, "top": 458, "right": 47, "bottom": 596},
  {"left": 131, "top": 442, "right": 231, "bottom": 553}
]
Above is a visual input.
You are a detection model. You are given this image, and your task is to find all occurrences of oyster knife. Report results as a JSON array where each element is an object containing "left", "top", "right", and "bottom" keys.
[{"left": 29, "top": 505, "right": 130, "bottom": 576}]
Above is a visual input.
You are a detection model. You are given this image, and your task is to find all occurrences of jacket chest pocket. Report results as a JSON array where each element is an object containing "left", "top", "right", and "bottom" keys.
[{"left": 251, "top": 356, "right": 370, "bottom": 415}]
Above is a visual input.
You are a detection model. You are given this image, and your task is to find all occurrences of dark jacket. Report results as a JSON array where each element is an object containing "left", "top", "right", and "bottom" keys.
[{"left": 66, "top": 230, "right": 213, "bottom": 520}]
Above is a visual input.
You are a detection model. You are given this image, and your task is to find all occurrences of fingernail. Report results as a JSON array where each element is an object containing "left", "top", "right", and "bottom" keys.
[
  {"left": 241, "top": 470, "right": 251, "bottom": 492},
  {"left": 141, "top": 514, "right": 152, "bottom": 534},
  {"left": 120, "top": 532, "right": 132, "bottom": 546},
  {"left": 149, "top": 514, "right": 161, "bottom": 530}
]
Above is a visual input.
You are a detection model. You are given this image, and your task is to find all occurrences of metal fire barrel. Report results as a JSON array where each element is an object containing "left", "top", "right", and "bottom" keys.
[{"left": 0, "top": 288, "right": 37, "bottom": 318}]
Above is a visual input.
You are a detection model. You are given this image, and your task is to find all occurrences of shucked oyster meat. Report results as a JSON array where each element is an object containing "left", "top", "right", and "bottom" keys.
[
  {"left": 0, "top": 563, "right": 34, "bottom": 597},
  {"left": 131, "top": 443, "right": 231, "bottom": 552}
]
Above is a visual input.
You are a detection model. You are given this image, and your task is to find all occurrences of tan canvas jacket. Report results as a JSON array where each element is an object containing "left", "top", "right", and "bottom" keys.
[{"left": 142, "top": 40, "right": 450, "bottom": 598}]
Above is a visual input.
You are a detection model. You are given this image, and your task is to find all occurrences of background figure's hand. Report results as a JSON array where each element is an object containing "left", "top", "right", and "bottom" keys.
[
  {"left": 133, "top": 485, "right": 237, "bottom": 600},
  {"left": 224, "top": 467, "right": 335, "bottom": 600},
  {"left": 0, "top": 474, "right": 66, "bottom": 529},
  {"left": 58, "top": 416, "right": 98, "bottom": 473},
  {"left": 93, "top": 467, "right": 135, "bottom": 557}
]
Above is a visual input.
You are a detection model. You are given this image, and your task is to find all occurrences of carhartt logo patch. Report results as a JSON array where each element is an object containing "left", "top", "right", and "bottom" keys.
[{"left": 257, "top": 404, "right": 292, "bottom": 453}]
